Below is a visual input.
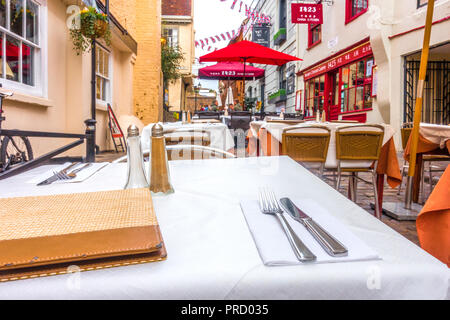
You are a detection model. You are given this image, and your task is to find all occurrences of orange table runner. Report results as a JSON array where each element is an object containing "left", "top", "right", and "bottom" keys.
[
  {"left": 247, "top": 127, "right": 401, "bottom": 188},
  {"left": 404, "top": 134, "right": 450, "bottom": 161},
  {"left": 416, "top": 164, "right": 450, "bottom": 267}
]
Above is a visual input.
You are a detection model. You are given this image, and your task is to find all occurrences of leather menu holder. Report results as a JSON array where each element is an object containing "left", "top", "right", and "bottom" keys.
[{"left": 0, "top": 188, "right": 167, "bottom": 282}]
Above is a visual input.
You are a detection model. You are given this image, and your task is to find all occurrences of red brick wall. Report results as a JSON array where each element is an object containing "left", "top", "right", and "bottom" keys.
[{"left": 162, "top": 0, "right": 192, "bottom": 16}]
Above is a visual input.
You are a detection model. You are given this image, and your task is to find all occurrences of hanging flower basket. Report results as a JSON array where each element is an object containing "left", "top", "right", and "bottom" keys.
[{"left": 70, "top": 7, "right": 111, "bottom": 55}]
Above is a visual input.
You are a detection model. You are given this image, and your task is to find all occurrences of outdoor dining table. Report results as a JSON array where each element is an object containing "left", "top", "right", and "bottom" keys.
[
  {"left": 141, "top": 121, "right": 235, "bottom": 152},
  {"left": 247, "top": 120, "right": 402, "bottom": 211},
  {"left": 403, "top": 123, "right": 450, "bottom": 203},
  {"left": 0, "top": 156, "right": 448, "bottom": 299}
]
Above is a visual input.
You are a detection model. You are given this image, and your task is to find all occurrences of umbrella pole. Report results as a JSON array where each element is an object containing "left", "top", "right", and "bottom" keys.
[
  {"left": 243, "top": 58, "right": 247, "bottom": 110},
  {"left": 405, "top": 0, "right": 435, "bottom": 209}
]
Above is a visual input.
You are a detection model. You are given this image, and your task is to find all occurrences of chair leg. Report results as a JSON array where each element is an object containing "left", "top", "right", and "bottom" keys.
[
  {"left": 337, "top": 165, "right": 342, "bottom": 191},
  {"left": 371, "top": 171, "right": 381, "bottom": 219},
  {"left": 429, "top": 161, "right": 433, "bottom": 198},
  {"left": 353, "top": 172, "right": 358, "bottom": 203},
  {"left": 420, "top": 164, "right": 425, "bottom": 204},
  {"left": 397, "top": 164, "right": 405, "bottom": 195}
]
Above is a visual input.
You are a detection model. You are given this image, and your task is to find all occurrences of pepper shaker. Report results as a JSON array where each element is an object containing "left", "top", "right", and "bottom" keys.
[{"left": 149, "top": 123, "right": 174, "bottom": 195}]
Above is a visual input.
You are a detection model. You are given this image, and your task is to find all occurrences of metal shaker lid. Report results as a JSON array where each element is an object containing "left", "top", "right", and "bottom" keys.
[
  {"left": 151, "top": 123, "right": 164, "bottom": 137},
  {"left": 127, "top": 125, "right": 140, "bottom": 137}
]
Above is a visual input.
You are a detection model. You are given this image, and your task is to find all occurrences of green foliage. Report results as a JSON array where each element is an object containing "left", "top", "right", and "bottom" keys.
[
  {"left": 161, "top": 44, "right": 185, "bottom": 85},
  {"left": 69, "top": 6, "right": 111, "bottom": 55},
  {"left": 269, "top": 89, "right": 286, "bottom": 100},
  {"left": 273, "top": 28, "right": 287, "bottom": 42}
]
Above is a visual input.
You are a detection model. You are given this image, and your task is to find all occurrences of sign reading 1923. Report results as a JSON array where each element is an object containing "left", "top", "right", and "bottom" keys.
[{"left": 291, "top": 3, "right": 323, "bottom": 24}]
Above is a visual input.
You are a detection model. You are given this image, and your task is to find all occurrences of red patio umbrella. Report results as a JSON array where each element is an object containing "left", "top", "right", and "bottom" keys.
[
  {"left": 199, "top": 40, "right": 301, "bottom": 66},
  {"left": 198, "top": 61, "right": 265, "bottom": 80},
  {"left": 199, "top": 40, "right": 302, "bottom": 108}
]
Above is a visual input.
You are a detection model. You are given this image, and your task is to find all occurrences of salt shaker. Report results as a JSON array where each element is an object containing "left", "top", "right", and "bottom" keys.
[
  {"left": 149, "top": 123, "right": 174, "bottom": 195},
  {"left": 124, "top": 125, "right": 149, "bottom": 189}
]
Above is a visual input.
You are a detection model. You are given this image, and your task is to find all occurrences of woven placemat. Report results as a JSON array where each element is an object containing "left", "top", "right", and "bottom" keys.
[{"left": 0, "top": 188, "right": 157, "bottom": 241}]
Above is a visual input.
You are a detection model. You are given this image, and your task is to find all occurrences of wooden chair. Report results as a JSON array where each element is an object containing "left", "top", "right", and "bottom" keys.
[
  {"left": 335, "top": 124, "right": 385, "bottom": 219},
  {"left": 166, "top": 145, "right": 236, "bottom": 161},
  {"left": 283, "top": 113, "right": 304, "bottom": 120},
  {"left": 163, "top": 129, "right": 211, "bottom": 147},
  {"left": 399, "top": 122, "right": 450, "bottom": 202},
  {"left": 282, "top": 126, "right": 331, "bottom": 176},
  {"left": 190, "top": 119, "right": 221, "bottom": 124},
  {"left": 197, "top": 111, "right": 221, "bottom": 120},
  {"left": 112, "top": 145, "right": 236, "bottom": 163}
]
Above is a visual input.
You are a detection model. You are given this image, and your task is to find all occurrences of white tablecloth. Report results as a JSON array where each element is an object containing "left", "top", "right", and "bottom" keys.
[
  {"left": 141, "top": 122, "right": 234, "bottom": 152},
  {"left": 0, "top": 157, "right": 448, "bottom": 299},
  {"left": 253, "top": 121, "right": 396, "bottom": 169},
  {"left": 419, "top": 123, "right": 450, "bottom": 149}
]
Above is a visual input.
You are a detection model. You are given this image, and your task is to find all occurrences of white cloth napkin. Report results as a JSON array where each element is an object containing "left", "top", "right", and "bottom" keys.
[
  {"left": 27, "top": 162, "right": 109, "bottom": 184},
  {"left": 240, "top": 199, "right": 380, "bottom": 266}
]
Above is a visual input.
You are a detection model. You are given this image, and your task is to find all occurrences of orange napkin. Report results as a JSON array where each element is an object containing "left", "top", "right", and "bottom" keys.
[{"left": 416, "top": 164, "right": 450, "bottom": 267}]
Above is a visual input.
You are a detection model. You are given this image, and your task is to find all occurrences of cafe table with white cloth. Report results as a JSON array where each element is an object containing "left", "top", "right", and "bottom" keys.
[
  {"left": 247, "top": 120, "right": 402, "bottom": 210},
  {"left": 141, "top": 121, "right": 235, "bottom": 152},
  {"left": 0, "top": 156, "right": 448, "bottom": 299}
]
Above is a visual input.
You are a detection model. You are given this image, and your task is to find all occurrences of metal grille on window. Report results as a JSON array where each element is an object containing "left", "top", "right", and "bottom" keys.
[{"left": 404, "top": 60, "right": 450, "bottom": 125}]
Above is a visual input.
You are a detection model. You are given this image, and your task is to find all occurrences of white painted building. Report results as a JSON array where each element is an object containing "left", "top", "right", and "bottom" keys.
[{"left": 245, "top": 0, "right": 450, "bottom": 147}]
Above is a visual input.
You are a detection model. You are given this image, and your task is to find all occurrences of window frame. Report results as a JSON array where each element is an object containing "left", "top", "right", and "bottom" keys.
[
  {"left": 0, "top": 0, "right": 46, "bottom": 97},
  {"left": 303, "top": 74, "right": 325, "bottom": 118},
  {"left": 345, "top": 0, "right": 369, "bottom": 24},
  {"left": 338, "top": 56, "right": 374, "bottom": 114},
  {"left": 279, "top": 0, "right": 287, "bottom": 30},
  {"left": 417, "top": 0, "right": 428, "bottom": 8},
  {"left": 162, "top": 26, "right": 179, "bottom": 48},
  {"left": 95, "top": 43, "right": 112, "bottom": 106},
  {"left": 307, "top": 23, "right": 321, "bottom": 49}
]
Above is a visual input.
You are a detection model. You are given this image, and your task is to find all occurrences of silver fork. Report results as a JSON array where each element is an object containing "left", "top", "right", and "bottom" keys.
[
  {"left": 259, "top": 187, "right": 316, "bottom": 262},
  {"left": 58, "top": 163, "right": 93, "bottom": 180}
]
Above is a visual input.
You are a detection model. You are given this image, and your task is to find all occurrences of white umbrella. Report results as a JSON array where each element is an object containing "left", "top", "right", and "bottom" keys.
[
  {"left": 217, "top": 93, "right": 222, "bottom": 107},
  {"left": 226, "top": 86, "right": 234, "bottom": 106}
]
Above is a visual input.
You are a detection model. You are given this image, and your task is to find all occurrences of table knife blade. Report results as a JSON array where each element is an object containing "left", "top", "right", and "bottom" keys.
[{"left": 280, "top": 198, "right": 348, "bottom": 257}]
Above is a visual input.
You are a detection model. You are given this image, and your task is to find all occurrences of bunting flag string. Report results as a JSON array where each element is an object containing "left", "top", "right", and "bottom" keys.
[{"left": 194, "top": 0, "right": 271, "bottom": 51}]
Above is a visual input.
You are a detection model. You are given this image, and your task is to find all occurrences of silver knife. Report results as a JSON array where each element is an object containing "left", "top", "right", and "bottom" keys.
[
  {"left": 37, "top": 162, "right": 79, "bottom": 186},
  {"left": 280, "top": 198, "right": 348, "bottom": 257}
]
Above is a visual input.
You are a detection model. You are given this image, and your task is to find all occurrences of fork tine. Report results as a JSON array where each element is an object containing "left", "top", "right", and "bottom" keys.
[
  {"left": 263, "top": 187, "right": 272, "bottom": 212},
  {"left": 270, "top": 189, "right": 282, "bottom": 212}
]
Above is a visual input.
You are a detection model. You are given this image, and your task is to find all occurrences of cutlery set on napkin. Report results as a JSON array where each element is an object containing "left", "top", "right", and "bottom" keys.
[
  {"left": 27, "top": 162, "right": 109, "bottom": 186},
  {"left": 240, "top": 188, "right": 380, "bottom": 266}
]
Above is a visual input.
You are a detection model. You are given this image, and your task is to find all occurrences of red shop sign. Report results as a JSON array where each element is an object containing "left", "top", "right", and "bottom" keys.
[
  {"left": 303, "top": 42, "right": 373, "bottom": 80},
  {"left": 291, "top": 3, "right": 323, "bottom": 24}
]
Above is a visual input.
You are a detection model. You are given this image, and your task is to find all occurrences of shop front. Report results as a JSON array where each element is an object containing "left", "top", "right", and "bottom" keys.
[{"left": 298, "top": 40, "right": 375, "bottom": 122}]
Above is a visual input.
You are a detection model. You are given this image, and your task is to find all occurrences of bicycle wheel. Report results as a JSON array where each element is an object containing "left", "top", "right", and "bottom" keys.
[{"left": 0, "top": 135, "right": 34, "bottom": 169}]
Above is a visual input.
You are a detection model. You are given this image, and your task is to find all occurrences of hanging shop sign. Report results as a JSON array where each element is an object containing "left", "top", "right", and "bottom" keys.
[
  {"left": 291, "top": 3, "right": 323, "bottom": 24},
  {"left": 302, "top": 42, "right": 373, "bottom": 80},
  {"left": 252, "top": 24, "right": 270, "bottom": 48}
]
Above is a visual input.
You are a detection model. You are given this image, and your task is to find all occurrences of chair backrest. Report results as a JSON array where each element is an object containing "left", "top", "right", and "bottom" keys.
[
  {"left": 190, "top": 119, "right": 221, "bottom": 124},
  {"left": 167, "top": 145, "right": 236, "bottom": 161},
  {"left": 163, "top": 129, "right": 211, "bottom": 147},
  {"left": 400, "top": 122, "right": 413, "bottom": 150},
  {"left": 330, "top": 120, "right": 358, "bottom": 123},
  {"left": 282, "top": 126, "right": 331, "bottom": 163},
  {"left": 197, "top": 111, "right": 221, "bottom": 120},
  {"left": 283, "top": 113, "right": 304, "bottom": 120},
  {"left": 112, "top": 145, "right": 235, "bottom": 163},
  {"left": 230, "top": 111, "right": 252, "bottom": 131},
  {"left": 335, "top": 125, "right": 385, "bottom": 161}
]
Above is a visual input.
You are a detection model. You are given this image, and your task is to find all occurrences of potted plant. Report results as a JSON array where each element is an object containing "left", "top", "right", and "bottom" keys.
[{"left": 69, "top": 6, "right": 111, "bottom": 55}]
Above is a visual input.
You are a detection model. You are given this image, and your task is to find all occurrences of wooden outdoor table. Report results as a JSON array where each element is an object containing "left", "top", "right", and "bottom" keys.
[{"left": 403, "top": 124, "right": 450, "bottom": 203}]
